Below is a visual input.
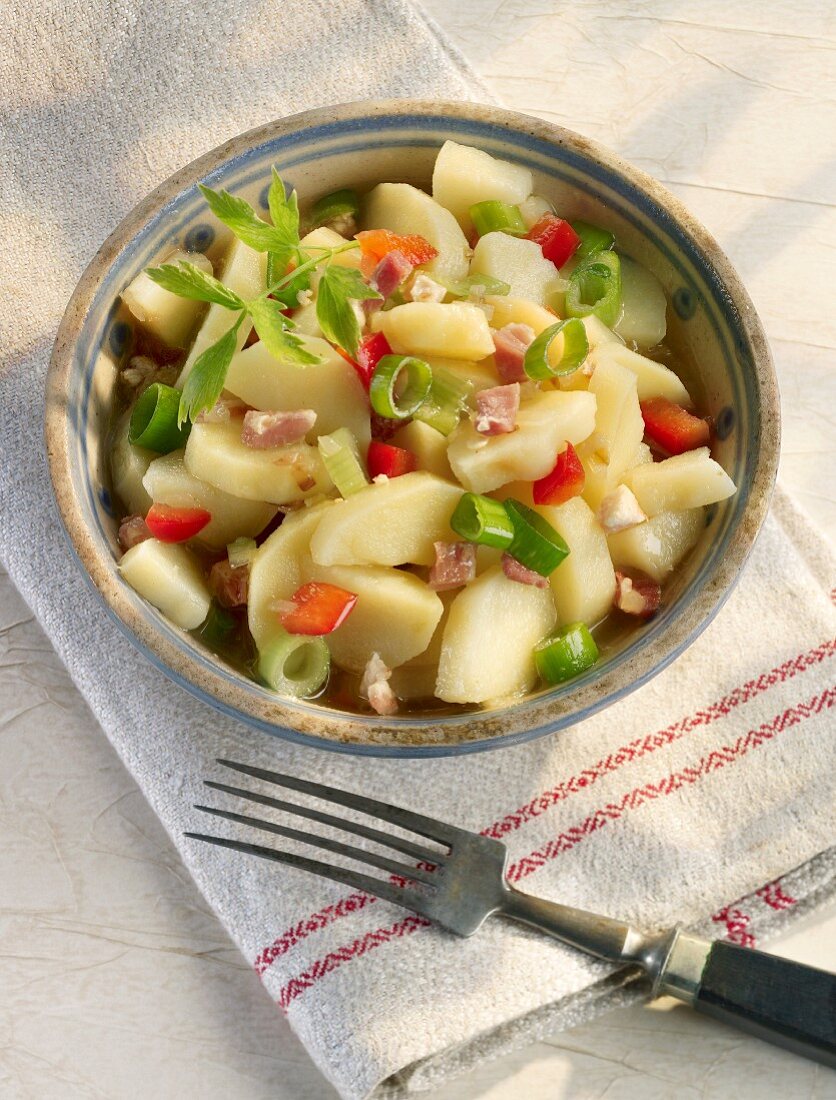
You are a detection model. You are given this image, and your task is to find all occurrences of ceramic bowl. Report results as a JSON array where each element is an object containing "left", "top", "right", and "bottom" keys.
[{"left": 45, "top": 100, "right": 779, "bottom": 756}]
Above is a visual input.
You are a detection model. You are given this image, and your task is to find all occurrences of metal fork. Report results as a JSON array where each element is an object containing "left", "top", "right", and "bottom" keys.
[{"left": 188, "top": 759, "right": 836, "bottom": 1067}]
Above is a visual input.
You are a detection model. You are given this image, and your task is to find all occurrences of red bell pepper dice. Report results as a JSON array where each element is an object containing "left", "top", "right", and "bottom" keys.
[
  {"left": 526, "top": 215, "right": 581, "bottom": 269},
  {"left": 355, "top": 229, "right": 438, "bottom": 276},
  {"left": 145, "top": 504, "right": 211, "bottom": 542},
  {"left": 353, "top": 331, "right": 393, "bottom": 389},
  {"left": 279, "top": 581, "right": 358, "bottom": 635},
  {"left": 640, "top": 397, "right": 710, "bottom": 455},
  {"left": 367, "top": 440, "right": 418, "bottom": 479},
  {"left": 532, "top": 443, "right": 586, "bottom": 506}
]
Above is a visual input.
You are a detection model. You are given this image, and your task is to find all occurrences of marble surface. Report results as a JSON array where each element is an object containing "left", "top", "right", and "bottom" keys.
[{"left": 2, "top": 1, "right": 835, "bottom": 1097}]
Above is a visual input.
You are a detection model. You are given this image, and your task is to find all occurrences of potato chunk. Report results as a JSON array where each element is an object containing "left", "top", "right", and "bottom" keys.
[
  {"left": 435, "top": 566, "right": 556, "bottom": 704},
  {"left": 122, "top": 249, "right": 212, "bottom": 349},
  {"left": 309, "top": 472, "right": 461, "bottom": 567},
  {"left": 448, "top": 390, "right": 596, "bottom": 494},
  {"left": 586, "top": 358, "right": 645, "bottom": 488},
  {"left": 623, "top": 448, "right": 736, "bottom": 516},
  {"left": 225, "top": 336, "right": 371, "bottom": 449},
  {"left": 184, "top": 420, "right": 331, "bottom": 504},
  {"left": 608, "top": 508, "right": 704, "bottom": 581},
  {"left": 432, "top": 140, "right": 533, "bottom": 234},
  {"left": 485, "top": 295, "right": 560, "bottom": 336},
  {"left": 111, "top": 411, "right": 154, "bottom": 515},
  {"left": 299, "top": 226, "right": 363, "bottom": 268},
  {"left": 536, "top": 497, "right": 616, "bottom": 626},
  {"left": 309, "top": 565, "right": 443, "bottom": 673},
  {"left": 391, "top": 419, "right": 452, "bottom": 479},
  {"left": 589, "top": 343, "right": 692, "bottom": 407},
  {"left": 119, "top": 539, "right": 210, "bottom": 630},
  {"left": 142, "top": 450, "right": 276, "bottom": 549},
  {"left": 614, "top": 256, "right": 667, "bottom": 348},
  {"left": 177, "top": 239, "right": 267, "bottom": 386},
  {"left": 248, "top": 502, "right": 334, "bottom": 646},
  {"left": 371, "top": 301, "right": 494, "bottom": 361},
  {"left": 470, "top": 233, "right": 562, "bottom": 307},
  {"left": 363, "top": 182, "right": 470, "bottom": 283}
]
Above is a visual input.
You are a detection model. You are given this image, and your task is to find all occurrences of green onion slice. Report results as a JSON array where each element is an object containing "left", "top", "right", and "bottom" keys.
[
  {"left": 565, "top": 251, "right": 622, "bottom": 328},
  {"left": 414, "top": 366, "right": 473, "bottom": 436},
  {"left": 318, "top": 427, "right": 369, "bottom": 496},
  {"left": 505, "top": 500, "right": 570, "bottom": 576},
  {"left": 442, "top": 274, "right": 511, "bottom": 299},
  {"left": 258, "top": 629, "right": 330, "bottom": 698},
  {"left": 369, "top": 355, "right": 433, "bottom": 420},
  {"left": 523, "top": 318, "right": 589, "bottom": 381},
  {"left": 534, "top": 622, "right": 599, "bottom": 684},
  {"left": 469, "top": 201, "right": 527, "bottom": 238},
  {"left": 569, "top": 220, "right": 615, "bottom": 258},
  {"left": 129, "top": 382, "right": 190, "bottom": 452},
  {"left": 450, "top": 493, "right": 515, "bottom": 549},
  {"left": 310, "top": 188, "right": 360, "bottom": 228}
]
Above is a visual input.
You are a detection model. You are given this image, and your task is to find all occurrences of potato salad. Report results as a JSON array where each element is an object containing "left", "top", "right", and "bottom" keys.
[{"left": 111, "top": 140, "right": 736, "bottom": 714}]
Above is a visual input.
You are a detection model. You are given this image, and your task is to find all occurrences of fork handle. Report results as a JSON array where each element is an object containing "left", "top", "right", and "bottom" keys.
[{"left": 679, "top": 940, "right": 836, "bottom": 1068}]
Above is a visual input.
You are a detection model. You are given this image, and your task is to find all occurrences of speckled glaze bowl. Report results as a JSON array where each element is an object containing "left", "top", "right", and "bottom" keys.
[{"left": 45, "top": 100, "right": 779, "bottom": 757}]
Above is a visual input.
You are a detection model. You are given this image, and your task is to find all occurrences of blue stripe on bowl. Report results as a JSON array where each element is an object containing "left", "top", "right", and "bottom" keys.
[{"left": 64, "top": 110, "right": 758, "bottom": 755}]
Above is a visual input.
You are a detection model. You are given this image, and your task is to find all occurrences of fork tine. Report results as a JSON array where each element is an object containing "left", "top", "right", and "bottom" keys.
[
  {"left": 216, "top": 759, "right": 464, "bottom": 846},
  {"left": 194, "top": 804, "right": 437, "bottom": 884},
  {"left": 184, "top": 832, "right": 430, "bottom": 915},
  {"left": 203, "top": 780, "right": 441, "bottom": 865}
]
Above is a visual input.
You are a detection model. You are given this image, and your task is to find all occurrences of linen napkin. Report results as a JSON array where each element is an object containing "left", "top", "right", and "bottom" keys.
[{"left": 1, "top": 2, "right": 835, "bottom": 1097}]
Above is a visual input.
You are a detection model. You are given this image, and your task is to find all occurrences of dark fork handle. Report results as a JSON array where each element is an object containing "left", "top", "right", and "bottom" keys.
[{"left": 693, "top": 941, "right": 836, "bottom": 1067}]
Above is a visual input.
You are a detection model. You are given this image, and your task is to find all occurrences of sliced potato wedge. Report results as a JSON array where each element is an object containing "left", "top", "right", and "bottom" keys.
[
  {"left": 111, "top": 411, "right": 154, "bottom": 515},
  {"left": 225, "top": 335, "right": 371, "bottom": 449},
  {"left": 607, "top": 508, "right": 704, "bottom": 581},
  {"left": 309, "top": 471, "right": 461, "bottom": 567},
  {"left": 119, "top": 539, "right": 210, "bottom": 630},
  {"left": 248, "top": 502, "right": 334, "bottom": 646},
  {"left": 435, "top": 566, "right": 556, "bottom": 704},
  {"left": 486, "top": 295, "right": 561, "bottom": 335},
  {"left": 309, "top": 564, "right": 443, "bottom": 673},
  {"left": 586, "top": 357, "right": 645, "bottom": 487},
  {"left": 363, "top": 182, "right": 470, "bottom": 283},
  {"left": 448, "top": 390, "right": 596, "bottom": 494},
  {"left": 184, "top": 420, "right": 331, "bottom": 504},
  {"left": 589, "top": 342, "right": 692, "bottom": 407},
  {"left": 142, "top": 450, "right": 276, "bottom": 549},
  {"left": 371, "top": 301, "right": 494, "bottom": 361},
  {"left": 391, "top": 419, "right": 453, "bottom": 479},
  {"left": 535, "top": 497, "right": 616, "bottom": 626},
  {"left": 299, "top": 226, "right": 363, "bottom": 268},
  {"left": 432, "top": 140, "right": 532, "bottom": 234},
  {"left": 176, "top": 239, "right": 267, "bottom": 387},
  {"left": 470, "top": 233, "right": 562, "bottom": 307},
  {"left": 614, "top": 256, "right": 667, "bottom": 348},
  {"left": 122, "top": 248, "right": 212, "bottom": 349},
  {"left": 623, "top": 448, "right": 736, "bottom": 516}
]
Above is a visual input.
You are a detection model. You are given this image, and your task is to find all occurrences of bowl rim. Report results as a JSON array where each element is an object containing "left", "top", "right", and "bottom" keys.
[{"left": 45, "top": 98, "right": 780, "bottom": 757}]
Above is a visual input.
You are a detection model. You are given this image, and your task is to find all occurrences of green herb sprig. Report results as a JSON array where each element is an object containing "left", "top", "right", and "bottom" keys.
[{"left": 144, "top": 168, "right": 377, "bottom": 425}]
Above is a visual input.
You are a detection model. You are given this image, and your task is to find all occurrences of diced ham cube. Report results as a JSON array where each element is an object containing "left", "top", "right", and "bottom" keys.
[
  {"left": 501, "top": 553, "right": 549, "bottom": 589},
  {"left": 370, "top": 250, "right": 415, "bottom": 300},
  {"left": 597, "top": 485, "right": 647, "bottom": 533},
  {"left": 409, "top": 273, "right": 447, "bottom": 303},
  {"left": 119, "top": 355, "right": 158, "bottom": 392},
  {"left": 614, "top": 571, "right": 661, "bottom": 618},
  {"left": 473, "top": 383, "right": 520, "bottom": 436},
  {"left": 117, "top": 514, "right": 152, "bottom": 550},
  {"left": 241, "top": 409, "right": 317, "bottom": 449},
  {"left": 429, "top": 541, "right": 477, "bottom": 591},
  {"left": 360, "top": 652, "right": 399, "bottom": 715},
  {"left": 492, "top": 323, "right": 535, "bottom": 384},
  {"left": 209, "top": 560, "right": 250, "bottom": 608}
]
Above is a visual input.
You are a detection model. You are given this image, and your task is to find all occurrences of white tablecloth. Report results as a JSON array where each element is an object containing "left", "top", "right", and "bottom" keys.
[{"left": 2, "top": 2, "right": 834, "bottom": 1096}]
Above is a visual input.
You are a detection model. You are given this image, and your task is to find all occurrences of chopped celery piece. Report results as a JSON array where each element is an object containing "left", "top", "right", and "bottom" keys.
[
  {"left": 469, "top": 201, "right": 527, "bottom": 238},
  {"left": 524, "top": 318, "right": 589, "bottom": 380},
  {"left": 318, "top": 427, "right": 369, "bottom": 497},
  {"left": 129, "top": 383, "right": 190, "bottom": 453},
  {"left": 227, "top": 537, "right": 258, "bottom": 568},
  {"left": 565, "top": 252, "right": 622, "bottom": 328},
  {"left": 369, "top": 355, "right": 433, "bottom": 420},
  {"left": 450, "top": 492, "right": 514, "bottom": 549},
  {"left": 414, "top": 366, "right": 473, "bottom": 436},
  {"left": 310, "top": 188, "right": 360, "bottom": 228},
  {"left": 506, "top": 500, "right": 570, "bottom": 576},
  {"left": 570, "top": 220, "right": 615, "bottom": 258}
]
